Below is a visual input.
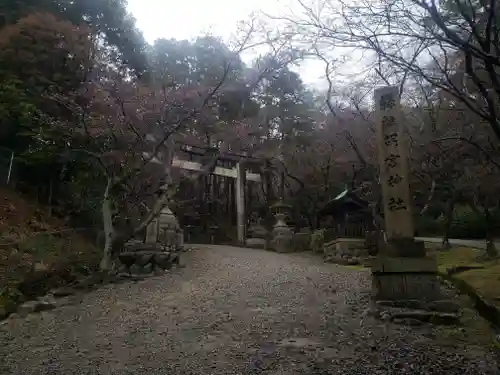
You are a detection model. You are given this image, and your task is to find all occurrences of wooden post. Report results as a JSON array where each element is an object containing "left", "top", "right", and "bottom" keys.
[{"left": 236, "top": 162, "right": 246, "bottom": 245}]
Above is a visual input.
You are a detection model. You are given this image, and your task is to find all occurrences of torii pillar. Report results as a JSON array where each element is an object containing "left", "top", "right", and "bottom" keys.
[{"left": 236, "top": 161, "right": 246, "bottom": 245}]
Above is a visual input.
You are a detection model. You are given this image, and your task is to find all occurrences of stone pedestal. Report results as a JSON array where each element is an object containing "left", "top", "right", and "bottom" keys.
[
  {"left": 119, "top": 243, "right": 181, "bottom": 275},
  {"left": 134, "top": 206, "right": 184, "bottom": 274},
  {"left": 209, "top": 225, "right": 218, "bottom": 244},
  {"left": 145, "top": 220, "right": 158, "bottom": 244},
  {"left": 177, "top": 229, "right": 184, "bottom": 248},
  {"left": 158, "top": 207, "right": 180, "bottom": 247},
  {"left": 270, "top": 201, "right": 294, "bottom": 253},
  {"left": 272, "top": 213, "right": 294, "bottom": 252},
  {"left": 371, "top": 240, "right": 442, "bottom": 301}
]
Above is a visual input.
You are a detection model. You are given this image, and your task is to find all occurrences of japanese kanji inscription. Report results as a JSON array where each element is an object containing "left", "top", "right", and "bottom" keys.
[{"left": 375, "top": 86, "right": 414, "bottom": 239}]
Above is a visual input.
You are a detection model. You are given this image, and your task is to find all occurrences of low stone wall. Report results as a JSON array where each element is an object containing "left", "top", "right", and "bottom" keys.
[
  {"left": 323, "top": 238, "right": 368, "bottom": 265},
  {"left": 118, "top": 241, "right": 182, "bottom": 275}
]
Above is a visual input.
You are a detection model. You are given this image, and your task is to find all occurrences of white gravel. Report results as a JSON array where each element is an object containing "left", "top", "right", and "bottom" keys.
[{"left": 0, "top": 245, "right": 498, "bottom": 374}]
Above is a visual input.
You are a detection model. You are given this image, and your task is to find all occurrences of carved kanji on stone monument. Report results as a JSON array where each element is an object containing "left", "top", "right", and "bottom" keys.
[
  {"left": 372, "top": 86, "right": 441, "bottom": 303},
  {"left": 379, "top": 93, "right": 396, "bottom": 111},
  {"left": 383, "top": 133, "right": 398, "bottom": 147},
  {"left": 387, "top": 174, "right": 402, "bottom": 187},
  {"left": 374, "top": 87, "right": 414, "bottom": 239}
]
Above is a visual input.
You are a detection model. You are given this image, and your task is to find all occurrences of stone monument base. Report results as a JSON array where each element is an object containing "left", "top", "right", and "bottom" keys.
[
  {"left": 271, "top": 211, "right": 294, "bottom": 253},
  {"left": 272, "top": 236, "right": 294, "bottom": 253},
  {"left": 119, "top": 241, "right": 182, "bottom": 276},
  {"left": 371, "top": 254, "right": 442, "bottom": 302},
  {"left": 370, "top": 242, "right": 462, "bottom": 324}
]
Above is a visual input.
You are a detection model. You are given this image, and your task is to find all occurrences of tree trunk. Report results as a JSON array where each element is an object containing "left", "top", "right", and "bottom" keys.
[
  {"left": 370, "top": 203, "right": 385, "bottom": 232},
  {"left": 100, "top": 179, "right": 115, "bottom": 271},
  {"left": 442, "top": 197, "right": 456, "bottom": 250},
  {"left": 484, "top": 212, "right": 497, "bottom": 258},
  {"left": 486, "top": 236, "right": 497, "bottom": 258},
  {"left": 470, "top": 196, "right": 497, "bottom": 258},
  {"left": 48, "top": 179, "right": 53, "bottom": 217}
]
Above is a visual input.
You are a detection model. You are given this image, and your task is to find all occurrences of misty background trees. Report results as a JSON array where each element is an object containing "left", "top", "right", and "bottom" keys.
[{"left": 1, "top": 0, "right": 499, "bottom": 259}]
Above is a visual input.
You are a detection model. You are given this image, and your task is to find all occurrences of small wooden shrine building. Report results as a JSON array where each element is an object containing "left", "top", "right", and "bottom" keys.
[{"left": 317, "top": 188, "right": 374, "bottom": 239}]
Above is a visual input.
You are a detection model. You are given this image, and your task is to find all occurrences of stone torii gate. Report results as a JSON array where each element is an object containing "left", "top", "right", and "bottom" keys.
[
  {"left": 145, "top": 143, "right": 264, "bottom": 245},
  {"left": 171, "top": 153, "right": 262, "bottom": 244}
]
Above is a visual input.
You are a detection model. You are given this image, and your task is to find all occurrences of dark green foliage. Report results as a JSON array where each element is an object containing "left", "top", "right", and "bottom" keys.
[
  {"left": 310, "top": 229, "right": 326, "bottom": 253},
  {"left": 416, "top": 206, "right": 500, "bottom": 239},
  {"left": 0, "top": 0, "right": 148, "bottom": 76},
  {"left": 448, "top": 207, "right": 499, "bottom": 240},
  {"left": 0, "top": 77, "right": 39, "bottom": 152}
]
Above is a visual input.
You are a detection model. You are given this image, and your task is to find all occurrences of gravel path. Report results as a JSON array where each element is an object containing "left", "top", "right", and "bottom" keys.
[{"left": 1, "top": 245, "right": 498, "bottom": 374}]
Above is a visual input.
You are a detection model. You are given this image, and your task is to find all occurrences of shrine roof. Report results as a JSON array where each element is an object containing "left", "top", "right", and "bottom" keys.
[{"left": 317, "top": 188, "right": 369, "bottom": 217}]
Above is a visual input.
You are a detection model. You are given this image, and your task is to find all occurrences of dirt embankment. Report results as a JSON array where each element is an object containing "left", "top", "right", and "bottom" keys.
[{"left": 0, "top": 188, "right": 101, "bottom": 318}]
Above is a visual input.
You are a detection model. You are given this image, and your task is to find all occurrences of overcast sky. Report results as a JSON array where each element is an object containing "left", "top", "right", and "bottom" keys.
[{"left": 126, "top": 0, "right": 327, "bottom": 87}]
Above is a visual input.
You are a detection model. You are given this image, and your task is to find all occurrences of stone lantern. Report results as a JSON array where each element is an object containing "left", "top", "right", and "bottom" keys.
[
  {"left": 271, "top": 200, "right": 294, "bottom": 253},
  {"left": 158, "top": 206, "right": 181, "bottom": 248}
]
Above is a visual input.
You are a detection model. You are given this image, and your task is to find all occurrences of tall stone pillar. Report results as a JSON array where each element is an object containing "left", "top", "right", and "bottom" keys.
[
  {"left": 236, "top": 162, "right": 246, "bottom": 245},
  {"left": 372, "top": 86, "right": 441, "bottom": 302}
]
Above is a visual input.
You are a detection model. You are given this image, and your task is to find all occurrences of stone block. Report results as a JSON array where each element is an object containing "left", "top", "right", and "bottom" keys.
[
  {"left": 171, "top": 254, "right": 180, "bottom": 265},
  {"left": 51, "top": 287, "right": 75, "bottom": 298},
  {"left": 372, "top": 272, "right": 442, "bottom": 301},
  {"left": 390, "top": 310, "right": 460, "bottom": 325},
  {"left": 154, "top": 252, "right": 172, "bottom": 270},
  {"left": 143, "top": 263, "right": 153, "bottom": 274},
  {"left": 372, "top": 255, "right": 441, "bottom": 302},
  {"left": 125, "top": 242, "right": 159, "bottom": 252},
  {"left": 426, "top": 300, "right": 460, "bottom": 313},
  {"left": 248, "top": 225, "right": 268, "bottom": 239},
  {"left": 324, "top": 256, "right": 334, "bottom": 263},
  {"left": 376, "top": 300, "right": 396, "bottom": 308},
  {"left": 118, "top": 252, "right": 137, "bottom": 268},
  {"left": 129, "top": 264, "right": 144, "bottom": 275},
  {"left": 382, "top": 238, "right": 426, "bottom": 258},
  {"left": 272, "top": 237, "right": 294, "bottom": 253},
  {"left": 347, "top": 258, "right": 360, "bottom": 265},
  {"left": 392, "top": 317, "right": 424, "bottom": 326},
  {"left": 135, "top": 252, "right": 154, "bottom": 267},
  {"left": 393, "top": 299, "right": 426, "bottom": 309},
  {"left": 17, "top": 300, "right": 55, "bottom": 316},
  {"left": 371, "top": 256, "right": 437, "bottom": 274}
]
